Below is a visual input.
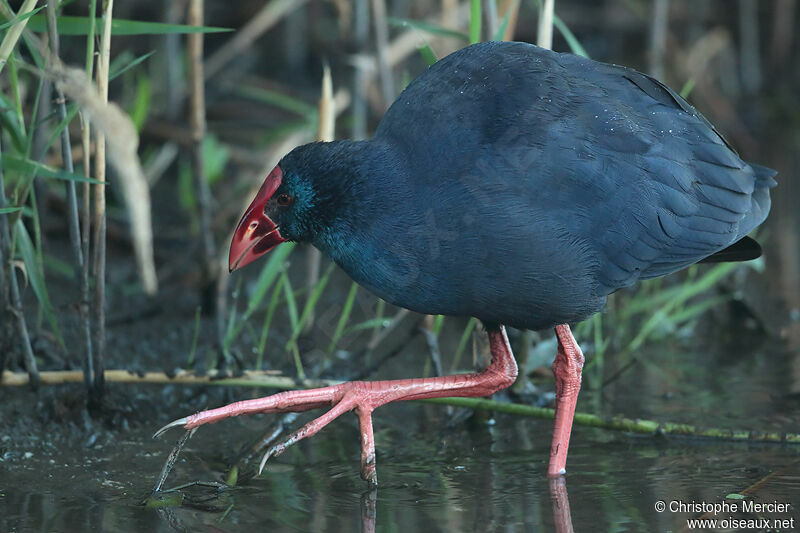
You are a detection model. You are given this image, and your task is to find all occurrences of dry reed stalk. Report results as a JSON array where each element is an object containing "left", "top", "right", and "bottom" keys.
[
  {"left": 90, "top": 0, "right": 115, "bottom": 405},
  {"left": 46, "top": 2, "right": 95, "bottom": 390},
  {"left": 303, "top": 64, "right": 336, "bottom": 331},
  {"left": 371, "top": 0, "right": 394, "bottom": 109},
  {"left": 649, "top": 0, "right": 669, "bottom": 80},
  {"left": 537, "top": 0, "right": 554, "bottom": 49},
  {"left": 188, "top": 0, "right": 217, "bottom": 315},
  {"left": 204, "top": 0, "right": 310, "bottom": 80},
  {"left": 0, "top": 0, "right": 38, "bottom": 76},
  {"left": 79, "top": 3, "right": 97, "bottom": 377},
  {"left": 5, "top": 369, "right": 797, "bottom": 445},
  {"left": 496, "top": 0, "right": 520, "bottom": 41}
]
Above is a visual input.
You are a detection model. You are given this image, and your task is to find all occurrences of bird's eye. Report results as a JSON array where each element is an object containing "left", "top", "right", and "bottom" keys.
[{"left": 276, "top": 193, "right": 292, "bottom": 206}]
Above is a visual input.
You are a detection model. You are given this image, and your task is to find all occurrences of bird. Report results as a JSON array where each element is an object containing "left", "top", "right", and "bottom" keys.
[{"left": 156, "top": 41, "right": 775, "bottom": 484}]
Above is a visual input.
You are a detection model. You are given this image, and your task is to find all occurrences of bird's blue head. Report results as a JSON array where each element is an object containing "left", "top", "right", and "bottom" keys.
[
  {"left": 229, "top": 142, "right": 350, "bottom": 271},
  {"left": 231, "top": 163, "right": 328, "bottom": 274}
]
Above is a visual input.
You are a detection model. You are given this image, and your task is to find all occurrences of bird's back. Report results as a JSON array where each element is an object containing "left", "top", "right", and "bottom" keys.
[{"left": 333, "top": 42, "right": 774, "bottom": 330}]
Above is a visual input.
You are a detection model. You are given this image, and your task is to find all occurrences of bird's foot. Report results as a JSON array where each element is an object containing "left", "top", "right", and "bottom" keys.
[
  {"left": 248, "top": 381, "right": 384, "bottom": 484},
  {"left": 155, "top": 381, "right": 383, "bottom": 484},
  {"left": 155, "top": 327, "right": 518, "bottom": 486}
]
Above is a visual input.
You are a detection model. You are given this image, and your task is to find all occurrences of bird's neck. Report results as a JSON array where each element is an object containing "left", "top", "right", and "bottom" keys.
[{"left": 309, "top": 140, "right": 411, "bottom": 289}]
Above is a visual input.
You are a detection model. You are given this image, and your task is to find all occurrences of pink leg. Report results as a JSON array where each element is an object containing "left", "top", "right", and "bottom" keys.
[
  {"left": 548, "top": 324, "right": 584, "bottom": 476},
  {"left": 156, "top": 326, "right": 518, "bottom": 485}
]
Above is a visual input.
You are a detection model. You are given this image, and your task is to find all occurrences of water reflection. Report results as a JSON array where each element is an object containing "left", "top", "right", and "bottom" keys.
[
  {"left": 286, "top": 476, "right": 576, "bottom": 533},
  {"left": 549, "top": 477, "right": 575, "bottom": 533},
  {"left": 3, "top": 416, "right": 798, "bottom": 532},
  {"left": 146, "top": 469, "right": 579, "bottom": 532},
  {"left": 360, "top": 489, "right": 377, "bottom": 533},
  {"left": 2, "top": 332, "right": 798, "bottom": 532}
]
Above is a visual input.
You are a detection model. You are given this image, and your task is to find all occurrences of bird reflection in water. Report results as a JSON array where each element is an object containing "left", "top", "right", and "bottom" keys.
[
  {"left": 356, "top": 477, "right": 575, "bottom": 532},
  {"left": 549, "top": 476, "right": 576, "bottom": 533},
  {"left": 360, "top": 488, "right": 378, "bottom": 533}
]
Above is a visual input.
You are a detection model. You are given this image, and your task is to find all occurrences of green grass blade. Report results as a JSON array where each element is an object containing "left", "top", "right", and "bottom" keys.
[
  {"left": 469, "top": 0, "right": 482, "bottom": 44},
  {"left": 2, "top": 154, "right": 102, "bottom": 184},
  {"left": 665, "top": 295, "right": 729, "bottom": 326},
  {"left": 341, "top": 317, "right": 392, "bottom": 337},
  {"left": 85, "top": 0, "right": 98, "bottom": 76},
  {"left": 281, "top": 272, "right": 300, "bottom": 331},
  {"left": 256, "top": 282, "right": 285, "bottom": 369},
  {"left": 130, "top": 75, "right": 150, "bottom": 131},
  {"left": 109, "top": 50, "right": 156, "bottom": 81},
  {"left": 621, "top": 263, "right": 737, "bottom": 320},
  {"left": 371, "top": 298, "right": 385, "bottom": 339},
  {"left": 0, "top": 4, "right": 44, "bottom": 30},
  {"left": 492, "top": 0, "right": 518, "bottom": 41},
  {"left": 24, "top": 74, "right": 46, "bottom": 158},
  {"left": 203, "top": 135, "right": 232, "bottom": 185},
  {"left": 417, "top": 43, "right": 438, "bottom": 66},
  {"left": 244, "top": 243, "right": 295, "bottom": 320},
  {"left": 13, "top": 15, "right": 232, "bottom": 35},
  {"left": 619, "top": 264, "right": 736, "bottom": 359},
  {"left": 232, "top": 85, "right": 316, "bottom": 117},
  {"left": 289, "top": 344, "right": 305, "bottom": 381},
  {"left": 451, "top": 317, "right": 478, "bottom": 371},
  {"left": 8, "top": 55, "right": 26, "bottom": 139},
  {"left": 187, "top": 306, "right": 202, "bottom": 366},
  {"left": 0, "top": 92, "right": 27, "bottom": 152},
  {"left": 14, "top": 219, "right": 65, "bottom": 350},
  {"left": 553, "top": 14, "right": 589, "bottom": 58},
  {"left": 258, "top": 119, "right": 316, "bottom": 145},
  {"left": 42, "top": 253, "right": 74, "bottom": 279},
  {"left": 45, "top": 105, "right": 80, "bottom": 154},
  {"left": 388, "top": 17, "right": 469, "bottom": 41},
  {"left": 679, "top": 78, "right": 696, "bottom": 99},
  {"left": 224, "top": 242, "right": 295, "bottom": 346},
  {"left": 222, "top": 278, "right": 243, "bottom": 357},
  {"left": 328, "top": 282, "right": 359, "bottom": 353},
  {"left": 279, "top": 272, "right": 306, "bottom": 380},
  {"left": 285, "top": 263, "right": 334, "bottom": 352},
  {"left": 0, "top": 206, "right": 21, "bottom": 214},
  {"left": 432, "top": 314, "right": 445, "bottom": 335},
  {"left": 582, "top": 311, "right": 610, "bottom": 379}
]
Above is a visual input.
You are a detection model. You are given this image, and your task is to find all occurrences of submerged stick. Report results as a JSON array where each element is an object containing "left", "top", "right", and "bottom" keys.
[
  {"left": 152, "top": 428, "right": 194, "bottom": 494},
  {"left": 3, "top": 369, "right": 799, "bottom": 444},
  {"left": 424, "top": 397, "right": 800, "bottom": 444}
]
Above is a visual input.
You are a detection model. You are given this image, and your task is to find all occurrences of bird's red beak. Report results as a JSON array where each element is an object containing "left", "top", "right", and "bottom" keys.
[{"left": 229, "top": 166, "right": 288, "bottom": 272}]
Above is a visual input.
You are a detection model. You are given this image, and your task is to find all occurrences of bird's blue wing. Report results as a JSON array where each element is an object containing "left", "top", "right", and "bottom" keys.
[{"left": 575, "top": 65, "right": 775, "bottom": 291}]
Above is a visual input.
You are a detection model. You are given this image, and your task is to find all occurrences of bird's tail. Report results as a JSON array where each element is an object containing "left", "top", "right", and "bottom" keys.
[
  {"left": 698, "top": 236, "right": 762, "bottom": 263},
  {"left": 700, "top": 162, "right": 776, "bottom": 264},
  {"left": 751, "top": 162, "right": 778, "bottom": 188}
]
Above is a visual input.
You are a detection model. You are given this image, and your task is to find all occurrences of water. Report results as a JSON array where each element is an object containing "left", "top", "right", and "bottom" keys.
[{"left": 2, "top": 333, "right": 798, "bottom": 532}]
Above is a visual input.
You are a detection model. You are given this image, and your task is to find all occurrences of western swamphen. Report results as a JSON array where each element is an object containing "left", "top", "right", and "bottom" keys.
[{"left": 157, "top": 41, "right": 775, "bottom": 483}]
